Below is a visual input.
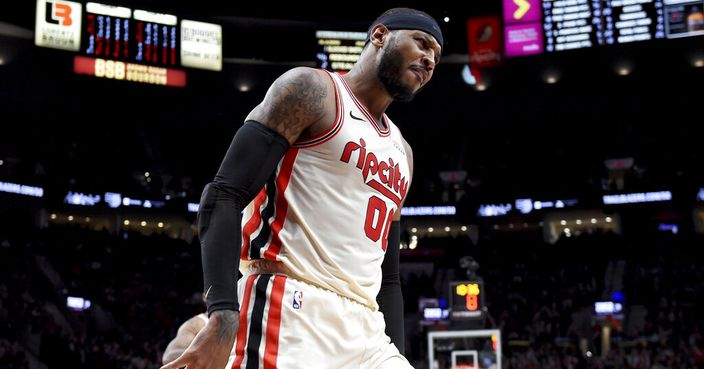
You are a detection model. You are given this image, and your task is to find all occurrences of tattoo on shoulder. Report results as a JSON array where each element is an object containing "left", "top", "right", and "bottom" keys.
[
  {"left": 214, "top": 311, "right": 238, "bottom": 345},
  {"left": 269, "top": 70, "right": 328, "bottom": 140}
]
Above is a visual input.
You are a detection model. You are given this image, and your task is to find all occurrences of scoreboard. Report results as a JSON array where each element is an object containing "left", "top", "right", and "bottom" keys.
[
  {"left": 543, "top": 0, "right": 666, "bottom": 53},
  {"left": 502, "top": 0, "right": 704, "bottom": 57},
  {"left": 316, "top": 30, "right": 366, "bottom": 72},
  {"left": 606, "top": 0, "right": 665, "bottom": 44},
  {"left": 82, "top": 4, "right": 179, "bottom": 66},
  {"left": 449, "top": 281, "right": 485, "bottom": 320},
  {"left": 73, "top": 3, "right": 185, "bottom": 86},
  {"left": 35, "top": 0, "right": 222, "bottom": 87}
]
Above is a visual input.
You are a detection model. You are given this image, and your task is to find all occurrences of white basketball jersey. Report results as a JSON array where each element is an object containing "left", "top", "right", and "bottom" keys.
[{"left": 240, "top": 70, "right": 411, "bottom": 310}]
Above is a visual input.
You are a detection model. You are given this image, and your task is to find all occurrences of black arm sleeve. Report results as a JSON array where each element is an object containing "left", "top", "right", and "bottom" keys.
[
  {"left": 198, "top": 121, "right": 290, "bottom": 316},
  {"left": 377, "top": 221, "right": 405, "bottom": 354}
]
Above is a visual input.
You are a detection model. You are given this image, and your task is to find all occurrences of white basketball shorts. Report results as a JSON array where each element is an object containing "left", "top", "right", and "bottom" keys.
[{"left": 227, "top": 272, "right": 413, "bottom": 369}]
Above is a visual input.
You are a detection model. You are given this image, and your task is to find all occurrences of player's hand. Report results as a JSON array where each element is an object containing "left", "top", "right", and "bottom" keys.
[{"left": 161, "top": 310, "right": 239, "bottom": 369}]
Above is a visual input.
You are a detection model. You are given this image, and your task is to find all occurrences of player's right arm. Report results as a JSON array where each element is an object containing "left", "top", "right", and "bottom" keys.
[
  {"left": 247, "top": 67, "right": 335, "bottom": 144},
  {"left": 161, "top": 67, "right": 333, "bottom": 369}
]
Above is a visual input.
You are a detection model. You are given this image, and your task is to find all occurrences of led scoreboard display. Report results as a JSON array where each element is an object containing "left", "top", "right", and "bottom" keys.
[
  {"left": 449, "top": 281, "right": 485, "bottom": 320},
  {"left": 316, "top": 30, "right": 366, "bottom": 72},
  {"left": 36, "top": 0, "right": 222, "bottom": 87},
  {"left": 605, "top": 0, "right": 666, "bottom": 44},
  {"left": 82, "top": 4, "right": 178, "bottom": 66},
  {"left": 504, "top": 0, "right": 673, "bottom": 56},
  {"left": 543, "top": 0, "right": 666, "bottom": 53},
  {"left": 72, "top": 2, "right": 185, "bottom": 87}
]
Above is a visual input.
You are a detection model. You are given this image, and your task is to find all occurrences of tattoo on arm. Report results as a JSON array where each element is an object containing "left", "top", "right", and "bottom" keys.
[
  {"left": 214, "top": 311, "right": 238, "bottom": 346},
  {"left": 252, "top": 69, "right": 329, "bottom": 143}
]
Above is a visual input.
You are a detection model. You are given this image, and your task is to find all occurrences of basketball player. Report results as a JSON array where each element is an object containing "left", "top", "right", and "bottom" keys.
[{"left": 161, "top": 7, "right": 442, "bottom": 369}]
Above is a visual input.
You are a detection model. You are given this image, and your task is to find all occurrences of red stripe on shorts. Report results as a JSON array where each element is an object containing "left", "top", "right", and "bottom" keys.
[
  {"left": 231, "top": 274, "right": 258, "bottom": 369},
  {"left": 263, "top": 275, "right": 287, "bottom": 369}
]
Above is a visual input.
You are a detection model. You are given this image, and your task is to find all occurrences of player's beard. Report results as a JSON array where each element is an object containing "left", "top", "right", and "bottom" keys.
[{"left": 378, "top": 37, "right": 417, "bottom": 102}]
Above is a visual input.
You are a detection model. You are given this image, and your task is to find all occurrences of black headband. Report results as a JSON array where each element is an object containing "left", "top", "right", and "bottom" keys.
[{"left": 366, "top": 14, "right": 444, "bottom": 47}]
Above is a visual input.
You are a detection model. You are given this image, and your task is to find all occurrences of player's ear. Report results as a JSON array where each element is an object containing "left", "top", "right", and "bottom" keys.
[{"left": 369, "top": 24, "right": 389, "bottom": 48}]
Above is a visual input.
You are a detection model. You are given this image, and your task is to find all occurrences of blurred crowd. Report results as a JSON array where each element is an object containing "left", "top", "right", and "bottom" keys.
[{"left": 1, "top": 220, "right": 703, "bottom": 369}]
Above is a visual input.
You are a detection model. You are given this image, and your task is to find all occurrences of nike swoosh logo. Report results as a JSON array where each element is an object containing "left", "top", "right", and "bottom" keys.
[{"left": 349, "top": 110, "right": 366, "bottom": 122}]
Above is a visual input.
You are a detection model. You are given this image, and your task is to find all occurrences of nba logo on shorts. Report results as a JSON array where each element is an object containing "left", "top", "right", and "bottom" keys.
[{"left": 292, "top": 291, "right": 303, "bottom": 309}]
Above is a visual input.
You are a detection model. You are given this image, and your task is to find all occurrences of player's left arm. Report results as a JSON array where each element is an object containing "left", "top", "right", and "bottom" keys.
[
  {"left": 377, "top": 138, "right": 413, "bottom": 355},
  {"left": 162, "top": 315, "right": 207, "bottom": 364}
]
